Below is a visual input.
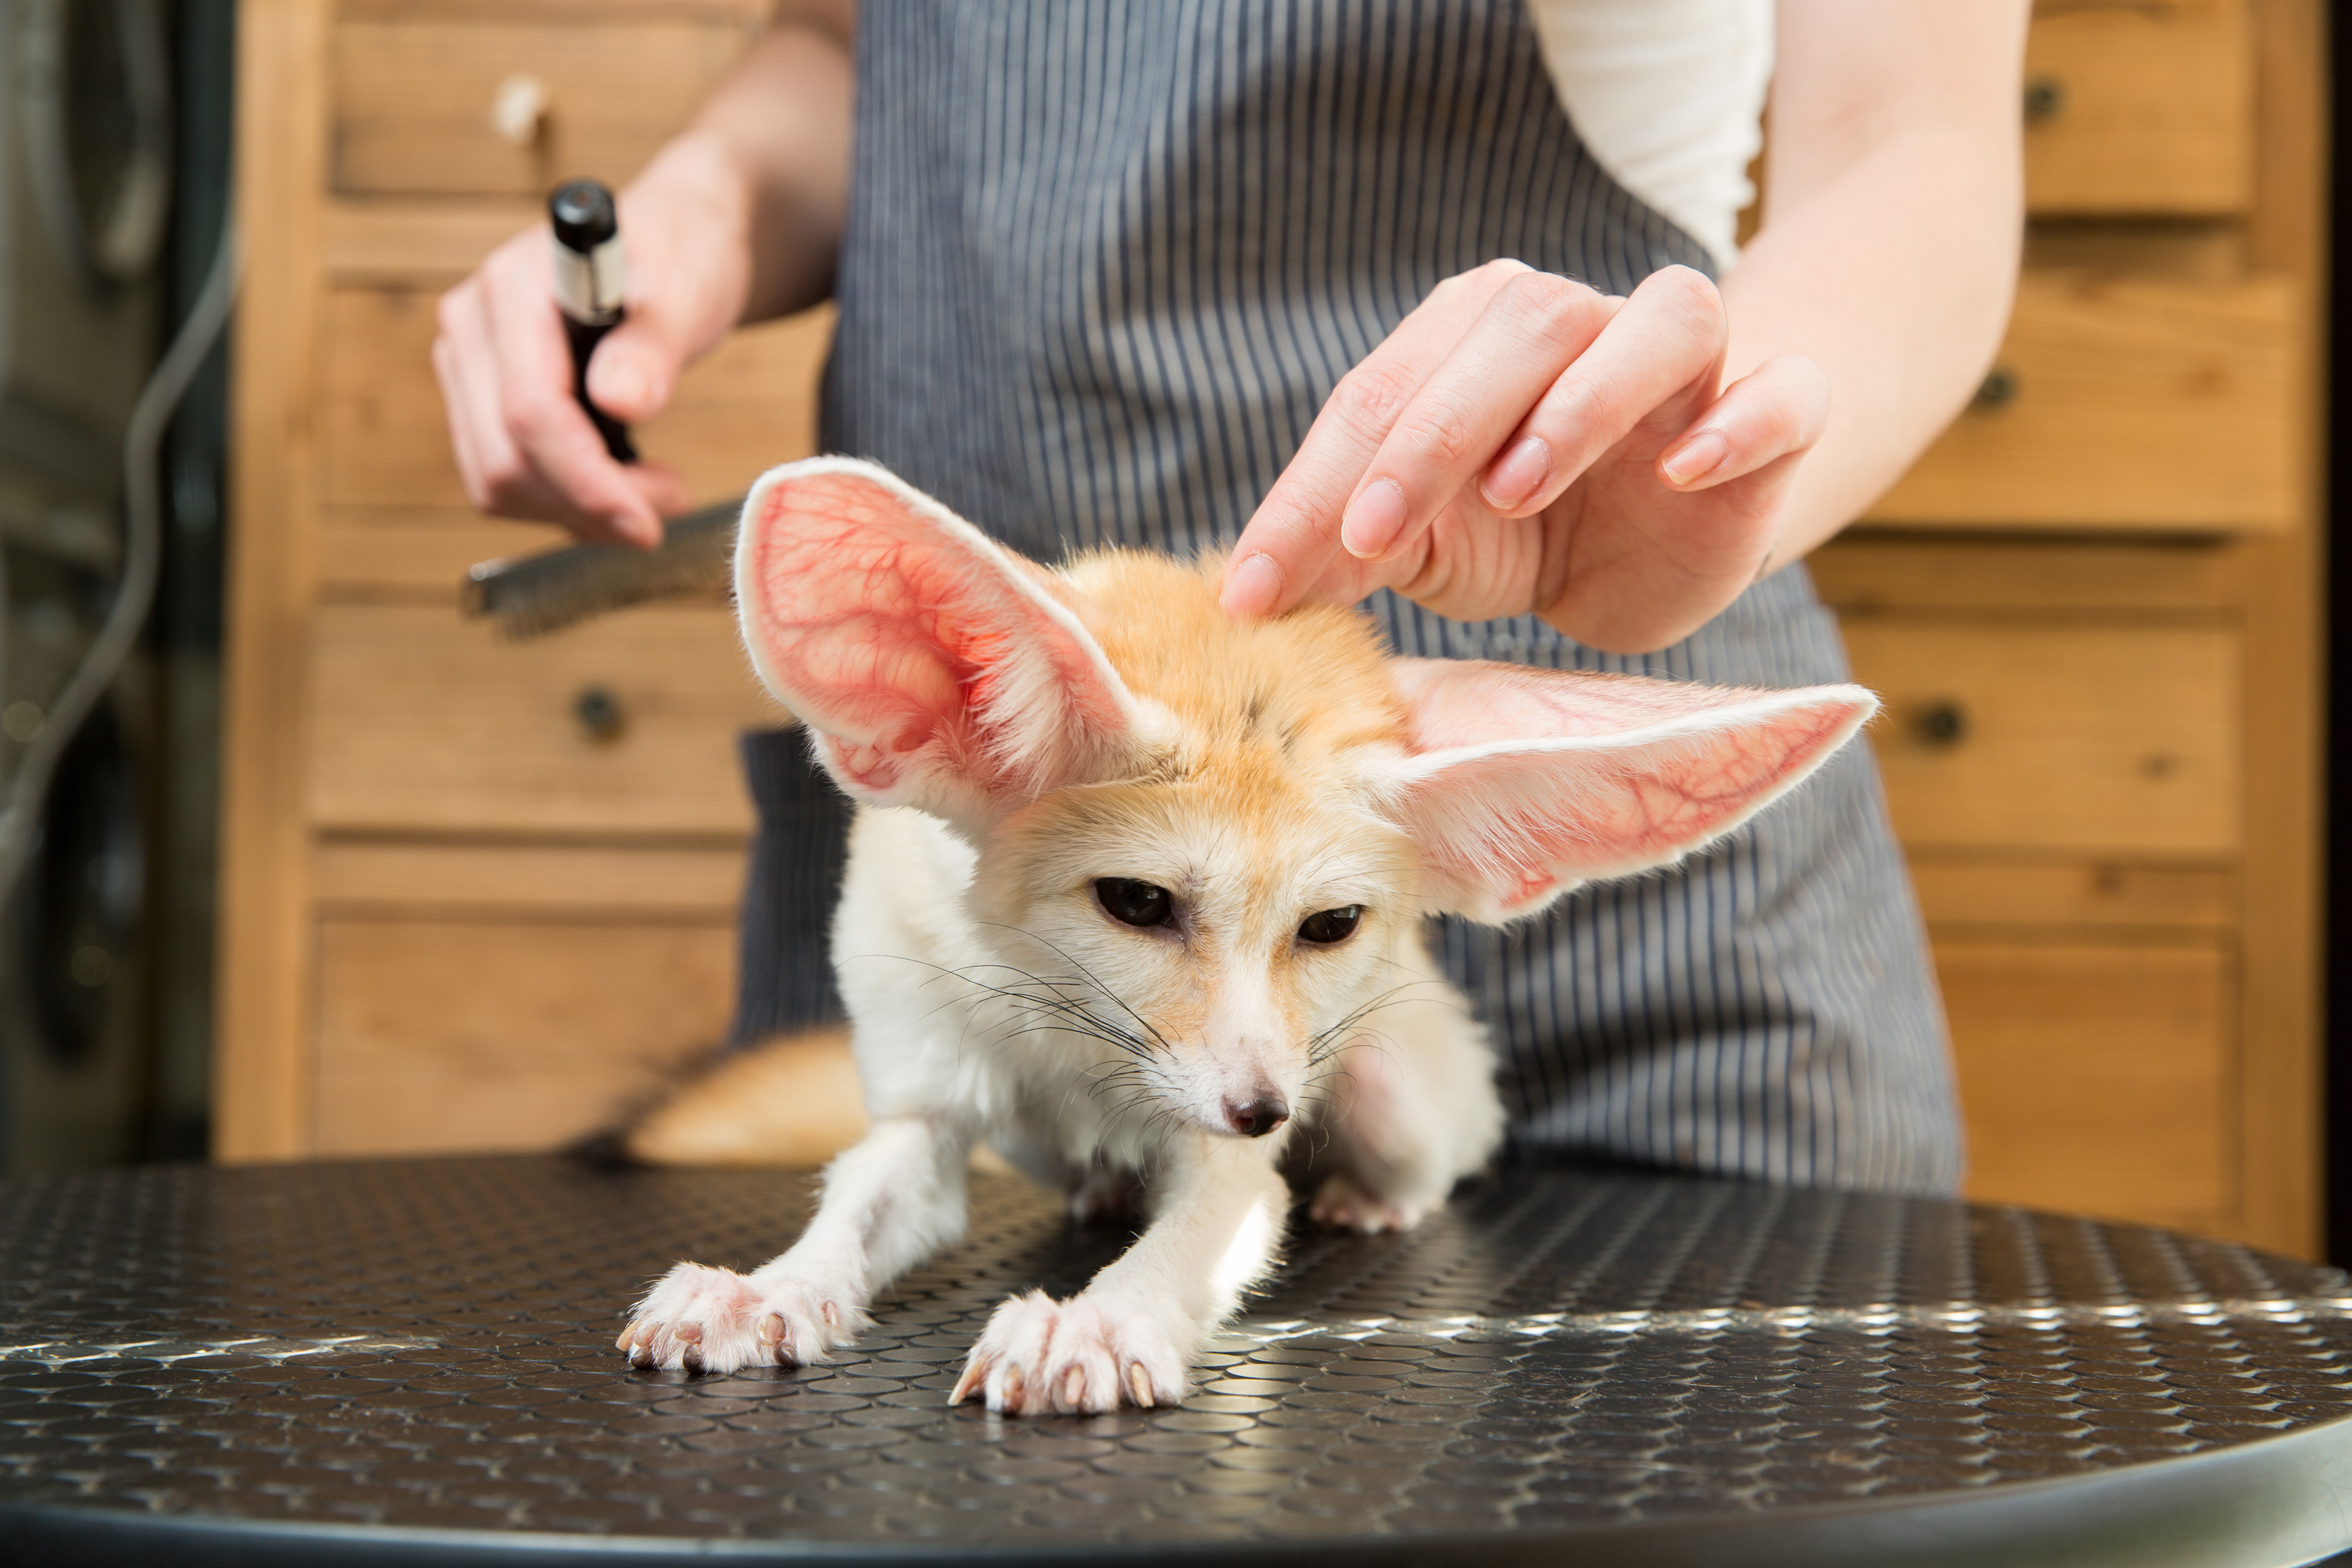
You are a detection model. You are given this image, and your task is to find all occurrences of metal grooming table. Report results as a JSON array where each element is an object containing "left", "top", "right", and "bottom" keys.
[{"left": 3, "top": 1156, "right": 2350, "bottom": 1566}]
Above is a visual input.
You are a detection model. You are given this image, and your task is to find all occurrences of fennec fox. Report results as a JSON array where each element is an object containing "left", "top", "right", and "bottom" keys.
[{"left": 617, "top": 457, "right": 1876, "bottom": 1415}]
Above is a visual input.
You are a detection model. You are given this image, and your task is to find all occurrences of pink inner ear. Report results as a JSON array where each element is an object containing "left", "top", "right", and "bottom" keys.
[
  {"left": 1389, "top": 658, "right": 1758, "bottom": 753},
  {"left": 1413, "top": 699, "right": 1863, "bottom": 914},
  {"left": 1384, "top": 660, "right": 1876, "bottom": 919},
  {"left": 738, "top": 468, "right": 1132, "bottom": 808}
]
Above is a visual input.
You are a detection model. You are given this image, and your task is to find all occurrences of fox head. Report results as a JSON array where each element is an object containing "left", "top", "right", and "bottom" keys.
[{"left": 736, "top": 459, "right": 1876, "bottom": 1144}]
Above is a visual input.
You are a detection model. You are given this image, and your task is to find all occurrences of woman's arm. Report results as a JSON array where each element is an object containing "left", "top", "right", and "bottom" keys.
[
  {"left": 432, "top": 2, "right": 854, "bottom": 544},
  {"left": 1719, "top": 0, "right": 2028, "bottom": 568},
  {"left": 1220, "top": 0, "right": 2030, "bottom": 653}
]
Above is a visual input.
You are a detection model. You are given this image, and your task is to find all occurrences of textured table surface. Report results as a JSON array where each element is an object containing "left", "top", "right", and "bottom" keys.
[{"left": 4, "top": 1156, "right": 2352, "bottom": 1566}]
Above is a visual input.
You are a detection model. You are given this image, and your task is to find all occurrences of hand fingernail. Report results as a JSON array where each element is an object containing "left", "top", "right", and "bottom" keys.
[
  {"left": 1340, "top": 479, "right": 1407, "bottom": 559},
  {"left": 1661, "top": 430, "right": 1729, "bottom": 486},
  {"left": 1221, "top": 551, "right": 1284, "bottom": 618},
  {"left": 1482, "top": 437, "right": 1551, "bottom": 510}
]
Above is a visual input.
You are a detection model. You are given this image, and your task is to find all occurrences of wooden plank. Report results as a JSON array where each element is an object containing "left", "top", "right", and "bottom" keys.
[
  {"left": 314, "top": 839, "right": 747, "bottom": 915},
  {"left": 340, "top": 0, "right": 773, "bottom": 21},
  {"left": 217, "top": 0, "right": 332, "bottom": 1162},
  {"left": 1907, "top": 855, "right": 2233, "bottom": 932},
  {"left": 2230, "top": 0, "right": 2324, "bottom": 1259},
  {"left": 318, "top": 510, "right": 564, "bottom": 597},
  {"left": 1940, "top": 939, "right": 2231, "bottom": 1237},
  {"left": 322, "top": 290, "right": 832, "bottom": 510},
  {"left": 1865, "top": 272, "right": 2296, "bottom": 531},
  {"left": 306, "top": 603, "right": 783, "bottom": 835},
  {"left": 312, "top": 917, "right": 733, "bottom": 1155},
  {"left": 332, "top": 16, "right": 751, "bottom": 196},
  {"left": 1810, "top": 533, "right": 2240, "bottom": 615},
  {"left": 1843, "top": 618, "right": 2239, "bottom": 854},
  {"left": 2023, "top": 4, "right": 2251, "bottom": 215},
  {"left": 324, "top": 198, "right": 536, "bottom": 281},
  {"left": 2022, "top": 220, "right": 2246, "bottom": 283}
]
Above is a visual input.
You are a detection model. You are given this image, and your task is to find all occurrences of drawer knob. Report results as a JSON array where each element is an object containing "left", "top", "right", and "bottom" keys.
[
  {"left": 1910, "top": 700, "right": 1969, "bottom": 749},
  {"left": 490, "top": 72, "right": 549, "bottom": 148},
  {"left": 1972, "top": 364, "right": 2020, "bottom": 412},
  {"left": 573, "top": 684, "right": 625, "bottom": 743},
  {"left": 2022, "top": 75, "right": 2067, "bottom": 126}
]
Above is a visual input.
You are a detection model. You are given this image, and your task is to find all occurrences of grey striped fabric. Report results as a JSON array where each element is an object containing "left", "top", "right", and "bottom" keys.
[{"left": 733, "top": 0, "right": 1963, "bottom": 1195}]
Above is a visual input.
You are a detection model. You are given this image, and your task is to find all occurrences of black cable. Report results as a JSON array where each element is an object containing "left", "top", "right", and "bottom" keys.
[{"left": 0, "top": 209, "right": 236, "bottom": 907}]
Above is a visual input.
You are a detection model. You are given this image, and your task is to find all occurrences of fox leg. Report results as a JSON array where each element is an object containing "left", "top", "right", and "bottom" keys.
[
  {"left": 1307, "top": 965, "right": 1503, "bottom": 1235},
  {"left": 952, "top": 1135, "right": 1287, "bottom": 1415},
  {"left": 619, "top": 1112, "right": 974, "bottom": 1374}
]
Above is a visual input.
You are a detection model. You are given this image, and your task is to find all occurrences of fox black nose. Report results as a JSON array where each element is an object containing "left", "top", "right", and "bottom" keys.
[{"left": 1225, "top": 1095, "right": 1289, "bottom": 1138}]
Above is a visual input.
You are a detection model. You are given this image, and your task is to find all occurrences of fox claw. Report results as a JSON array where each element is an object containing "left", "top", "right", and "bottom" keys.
[
  {"left": 954, "top": 1290, "right": 1186, "bottom": 1415},
  {"left": 618, "top": 1262, "right": 863, "bottom": 1375}
]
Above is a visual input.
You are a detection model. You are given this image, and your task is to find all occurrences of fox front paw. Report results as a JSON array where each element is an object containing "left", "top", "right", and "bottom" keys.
[
  {"left": 617, "top": 1261, "right": 863, "bottom": 1375},
  {"left": 1308, "top": 1171, "right": 1441, "bottom": 1235},
  {"left": 949, "top": 1290, "right": 1186, "bottom": 1415}
]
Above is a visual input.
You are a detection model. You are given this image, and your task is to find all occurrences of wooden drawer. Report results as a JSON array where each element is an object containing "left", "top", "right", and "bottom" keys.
[
  {"left": 1909, "top": 854, "right": 2231, "bottom": 933},
  {"left": 332, "top": 15, "right": 750, "bottom": 196},
  {"left": 306, "top": 603, "right": 783, "bottom": 835},
  {"left": 2024, "top": 2, "right": 2251, "bottom": 215},
  {"left": 1841, "top": 617, "right": 2238, "bottom": 855},
  {"left": 315, "top": 839, "right": 746, "bottom": 916},
  {"left": 325, "top": 290, "right": 833, "bottom": 513},
  {"left": 1866, "top": 272, "right": 2296, "bottom": 531},
  {"left": 313, "top": 915, "right": 733, "bottom": 1155},
  {"left": 1939, "top": 938, "right": 2230, "bottom": 1236}
]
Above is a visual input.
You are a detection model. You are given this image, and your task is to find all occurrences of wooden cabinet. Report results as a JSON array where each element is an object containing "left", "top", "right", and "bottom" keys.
[
  {"left": 1846, "top": 618, "right": 2239, "bottom": 855},
  {"left": 227, "top": 0, "right": 805, "bottom": 1162},
  {"left": 2021, "top": 1, "right": 2253, "bottom": 214},
  {"left": 1867, "top": 273, "right": 2297, "bottom": 530},
  {"left": 1810, "top": 534, "right": 2301, "bottom": 1248},
  {"left": 332, "top": 15, "right": 751, "bottom": 196},
  {"left": 225, "top": 0, "right": 2324, "bottom": 1255},
  {"left": 1936, "top": 940, "right": 2233, "bottom": 1236},
  {"left": 307, "top": 605, "right": 776, "bottom": 835},
  {"left": 1805, "top": 0, "right": 2322, "bottom": 1256}
]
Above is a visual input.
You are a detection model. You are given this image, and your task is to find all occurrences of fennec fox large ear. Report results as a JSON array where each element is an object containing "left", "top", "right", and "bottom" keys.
[
  {"left": 734, "top": 457, "right": 1146, "bottom": 832},
  {"left": 1378, "top": 658, "right": 1877, "bottom": 923}
]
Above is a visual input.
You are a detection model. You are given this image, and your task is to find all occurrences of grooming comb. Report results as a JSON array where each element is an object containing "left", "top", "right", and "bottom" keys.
[{"left": 462, "top": 496, "right": 742, "bottom": 639}]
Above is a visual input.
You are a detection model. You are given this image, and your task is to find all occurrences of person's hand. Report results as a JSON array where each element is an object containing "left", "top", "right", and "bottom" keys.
[
  {"left": 1218, "top": 260, "right": 1831, "bottom": 654},
  {"left": 432, "top": 135, "right": 755, "bottom": 546}
]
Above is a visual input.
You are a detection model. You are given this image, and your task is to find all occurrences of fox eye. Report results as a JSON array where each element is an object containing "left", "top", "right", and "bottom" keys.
[
  {"left": 1298, "top": 906, "right": 1362, "bottom": 945},
  {"left": 1095, "top": 878, "right": 1174, "bottom": 928}
]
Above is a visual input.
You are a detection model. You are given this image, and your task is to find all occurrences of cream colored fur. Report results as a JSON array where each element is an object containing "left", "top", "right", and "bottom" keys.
[{"left": 616, "top": 459, "right": 1875, "bottom": 1416}]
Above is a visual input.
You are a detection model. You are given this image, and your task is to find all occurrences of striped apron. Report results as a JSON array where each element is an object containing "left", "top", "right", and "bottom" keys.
[{"left": 733, "top": 0, "right": 1964, "bottom": 1195}]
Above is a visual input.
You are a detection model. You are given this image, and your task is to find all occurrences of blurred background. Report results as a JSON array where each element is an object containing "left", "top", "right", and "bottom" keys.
[
  {"left": 1, "top": 0, "right": 2343, "bottom": 1265},
  {"left": 0, "top": 0, "right": 228, "bottom": 1169}
]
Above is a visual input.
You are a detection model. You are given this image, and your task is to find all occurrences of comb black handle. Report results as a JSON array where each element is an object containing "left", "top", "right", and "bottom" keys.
[
  {"left": 563, "top": 313, "right": 637, "bottom": 464},
  {"left": 550, "top": 178, "right": 637, "bottom": 464}
]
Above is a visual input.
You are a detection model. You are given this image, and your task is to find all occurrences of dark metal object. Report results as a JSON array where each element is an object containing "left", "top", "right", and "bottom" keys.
[
  {"left": 570, "top": 684, "right": 624, "bottom": 743},
  {"left": 1972, "top": 365, "right": 2021, "bottom": 412},
  {"left": 3, "top": 1158, "right": 2351, "bottom": 1566},
  {"left": 559, "top": 315, "right": 636, "bottom": 465},
  {"left": 461, "top": 499, "right": 739, "bottom": 640},
  {"left": 549, "top": 178, "right": 635, "bottom": 464},
  {"left": 548, "top": 180, "right": 619, "bottom": 258},
  {"left": 2022, "top": 75, "right": 2069, "bottom": 126},
  {"left": 1911, "top": 700, "right": 1970, "bottom": 748}
]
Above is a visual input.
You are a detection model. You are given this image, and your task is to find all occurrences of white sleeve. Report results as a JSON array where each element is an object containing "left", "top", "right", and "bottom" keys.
[{"left": 1524, "top": 0, "right": 1775, "bottom": 268}]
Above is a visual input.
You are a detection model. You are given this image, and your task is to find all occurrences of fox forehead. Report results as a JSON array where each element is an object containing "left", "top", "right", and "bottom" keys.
[
  {"left": 970, "top": 554, "right": 1419, "bottom": 930},
  {"left": 1055, "top": 551, "right": 1406, "bottom": 771}
]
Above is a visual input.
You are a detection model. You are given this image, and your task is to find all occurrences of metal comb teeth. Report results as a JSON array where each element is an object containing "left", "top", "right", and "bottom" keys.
[{"left": 461, "top": 497, "right": 742, "bottom": 639}]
